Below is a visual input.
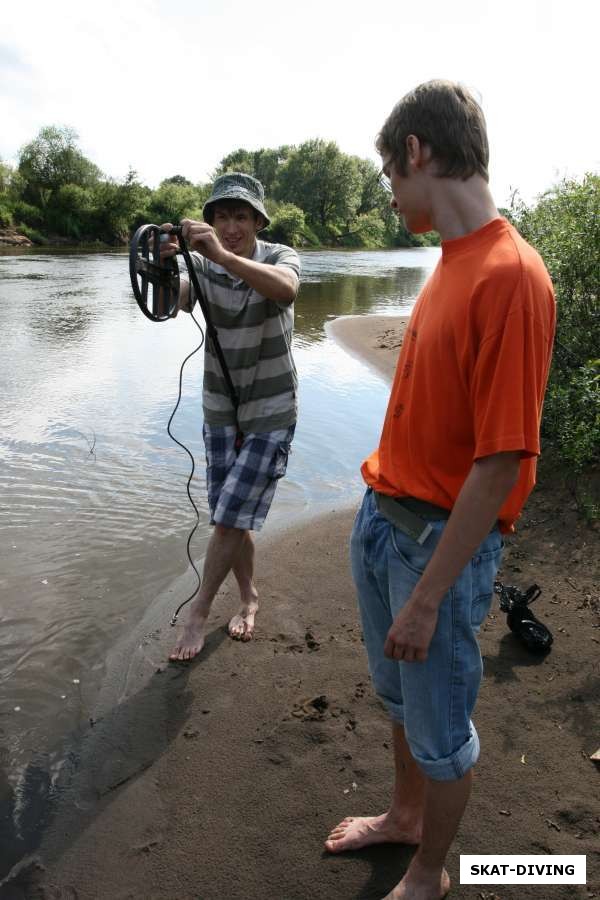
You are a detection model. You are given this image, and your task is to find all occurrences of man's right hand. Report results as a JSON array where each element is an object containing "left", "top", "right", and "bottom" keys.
[
  {"left": 146, "top": 223, "right": 188, "bottom": 316},
  {"left": 157, "top": 223, "right": 192, "bottom": 315},
  {"left": 158, "top": 222, "right": 179, "bottom": 261}
]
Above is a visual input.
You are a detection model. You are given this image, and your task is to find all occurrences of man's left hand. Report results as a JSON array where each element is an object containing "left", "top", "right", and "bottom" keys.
[
  {"left": 383, "top": 599, "right": 439, "bottom": 663},
  {"left": 181, "top": 219, "right": 226, "bottom": 265}
]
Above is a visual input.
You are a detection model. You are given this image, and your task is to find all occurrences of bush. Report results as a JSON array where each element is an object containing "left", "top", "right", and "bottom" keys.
[
  {"left": 296, "top": 222, "right": 321, "bottom": 247},
  {"left": 91, "top": 173, "right": 150, "bottom": 243},
  {"left": 18, "top": 224, "right": 47, "bottom": 244},
  {"left": 511, "top": 174, "right": 600, "bottom": 485},
  {"left": 265, "top": 201, "right": 306, "bottom": 245},
  {"left": 46, "top": 183, "right": 95, "bottom": 238},
  {"left": 541, "top": 361, "right": 600, "bottom": 473},
  {"left": 147, "top": 180, "right": 203, "bottom": 225},
  {"left": 417, "top": 230, "right": 442, "bottom": 247},
  {"left": 0, "top": 202, "right": 13, "bottom": 226},
  {"left": 339, "top": 211, "right": 387, "bottom": 248},
  {"left": 12, "top": 200, "right": 45, "bottom": 228}
]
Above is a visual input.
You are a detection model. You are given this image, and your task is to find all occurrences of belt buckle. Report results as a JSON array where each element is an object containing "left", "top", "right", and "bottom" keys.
[{"left": 414, "top": 520, "right": 433, "bottom": 546}]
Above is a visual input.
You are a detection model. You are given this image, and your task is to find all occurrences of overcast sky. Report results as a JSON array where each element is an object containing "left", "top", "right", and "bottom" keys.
[{"left": 2, "top": 0, "right": 598, "bottom": 206}]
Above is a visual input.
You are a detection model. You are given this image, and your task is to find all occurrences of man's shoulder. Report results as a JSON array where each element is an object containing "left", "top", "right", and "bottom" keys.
[
  {"left": 258, "top": 239, "right": 295, "bottom": 255},
  {"left": 495, "top": 221, "right": 549, "bottom": 272},
  {"left": 468, "top": 224, "right": 554, "bottom": 335},
  {"left": 258, "top": 240, "right": 301, "bottom": 271},
  {"left": 478, "top": 222, "right": 552, "bottom": 297}
]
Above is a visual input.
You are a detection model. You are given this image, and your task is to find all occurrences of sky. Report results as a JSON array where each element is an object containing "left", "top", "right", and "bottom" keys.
[{"left": 1, "top": 0, "right": 598, "bottom": 207}]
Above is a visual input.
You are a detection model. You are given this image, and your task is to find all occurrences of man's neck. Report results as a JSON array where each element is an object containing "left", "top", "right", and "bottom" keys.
[
  {"left": 429, "top": 175, "right": 500, "bottom": 242},
  {"left": 241, "top": 239, "right": 258, "bottom": 260}
]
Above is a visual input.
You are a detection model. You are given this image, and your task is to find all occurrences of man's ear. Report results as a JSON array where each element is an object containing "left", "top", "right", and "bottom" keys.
[
  {"left": 406, "top": 134, "right": 433, "bottom": 171},
  {"left": 255, "top": 215, "right": 267, "bottom": 232},
  {"left": 405, "top": 134, "right": 421, "bottom": 168}
]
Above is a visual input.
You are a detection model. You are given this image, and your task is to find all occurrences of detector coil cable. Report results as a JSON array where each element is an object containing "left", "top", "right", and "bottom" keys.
[{"left": 166, "top": 309, "right": 206, "bottom": 626}]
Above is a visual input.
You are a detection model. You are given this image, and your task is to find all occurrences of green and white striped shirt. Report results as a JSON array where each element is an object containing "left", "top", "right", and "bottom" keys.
[{"left": 188, "top": 240, "right": 300, "bottom": 433}]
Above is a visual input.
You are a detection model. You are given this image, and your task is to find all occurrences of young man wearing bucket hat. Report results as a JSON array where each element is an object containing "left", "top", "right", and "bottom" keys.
[
  {"left": 161, "top": 173, "right": 300, "bottom": 662},
  {"left": 324, "top": 82, "right": 555, "bottom": 899}
]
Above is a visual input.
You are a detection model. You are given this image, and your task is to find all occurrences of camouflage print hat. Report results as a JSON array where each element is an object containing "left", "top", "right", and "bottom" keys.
[{"left": 203, "top": 172, "right": 270, "bottom": 228}]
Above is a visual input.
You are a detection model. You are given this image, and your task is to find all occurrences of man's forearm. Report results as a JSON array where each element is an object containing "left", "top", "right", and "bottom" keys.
[
  {"left": 218, "top": 251, "right": 298, "bottom": 303},
  {"left": 411, "top": 452, "right": 521, "bottom": 611}
]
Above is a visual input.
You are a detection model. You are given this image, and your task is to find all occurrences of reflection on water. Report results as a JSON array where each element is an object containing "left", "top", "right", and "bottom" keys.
[
  {"left": 0, "top": 244, "right": 438, "bottom": 864},
  {"left": 297, "top": 270, "right": 426, "bottom": 345}
]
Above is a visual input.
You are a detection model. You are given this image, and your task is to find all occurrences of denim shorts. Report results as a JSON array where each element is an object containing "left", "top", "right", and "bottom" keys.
[
  {"left": 203, "top": 423, "right": 294, "bottom": 531},
  {"left": 351, "top": 488, "right": 502, "bottom": 781}
]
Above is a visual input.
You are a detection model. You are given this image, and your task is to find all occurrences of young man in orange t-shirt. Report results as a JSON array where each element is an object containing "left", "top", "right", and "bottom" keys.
[{"left": 324, "top": 81, "right": 555, "bottom": 899}]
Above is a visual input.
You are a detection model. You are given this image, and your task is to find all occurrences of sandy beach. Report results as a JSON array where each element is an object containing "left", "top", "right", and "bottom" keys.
[{"left": 5, "top": 315, "right": 599, "bottom": 900}]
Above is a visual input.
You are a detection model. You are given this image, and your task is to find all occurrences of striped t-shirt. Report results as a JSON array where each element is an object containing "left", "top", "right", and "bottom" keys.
[{"left": 187, "top": 240, "right": 300, "bottom": 434}]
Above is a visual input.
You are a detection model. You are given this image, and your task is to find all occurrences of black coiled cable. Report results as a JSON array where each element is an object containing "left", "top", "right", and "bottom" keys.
[{"left": 166, "top": 309, "right": 206, "bottom": 626}]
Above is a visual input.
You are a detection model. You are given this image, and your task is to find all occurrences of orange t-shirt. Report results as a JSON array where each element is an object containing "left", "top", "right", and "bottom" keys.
[{"left": 361, "top": 218, "right": 556, "bottom": 533}]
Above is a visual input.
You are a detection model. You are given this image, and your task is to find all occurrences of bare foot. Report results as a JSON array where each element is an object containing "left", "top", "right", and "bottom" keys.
[
  {"left": 324, "top": 811, "right": 422, "bottom": 853},
  {"left": 228, "top": 600, "right": 258, "bottom": 642},
  {"left": 169, "top": 616, "right": 207, "bottom": 662},
  {"left": 383, "top": 862, "right": 450, "bottom": 899}
]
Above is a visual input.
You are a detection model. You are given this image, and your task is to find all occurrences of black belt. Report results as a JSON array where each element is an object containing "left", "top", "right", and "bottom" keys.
[{"left": 373, "top": 490, "right": 450, "bottom": 545}]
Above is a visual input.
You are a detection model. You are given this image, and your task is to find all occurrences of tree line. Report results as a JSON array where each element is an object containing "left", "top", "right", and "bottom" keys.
[{"left": 0, "top": 125, "right": 439, "bottom": 249}]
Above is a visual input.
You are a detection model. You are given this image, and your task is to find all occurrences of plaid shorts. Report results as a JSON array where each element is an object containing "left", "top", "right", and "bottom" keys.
[{"left": 202, "top": 423, "right": 295, "bottom": 531}]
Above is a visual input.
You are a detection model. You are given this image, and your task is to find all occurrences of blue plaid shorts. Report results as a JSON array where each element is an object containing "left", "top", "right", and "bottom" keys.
[{"left": 202, "top": 423, "right": 295, "bottom": 531}]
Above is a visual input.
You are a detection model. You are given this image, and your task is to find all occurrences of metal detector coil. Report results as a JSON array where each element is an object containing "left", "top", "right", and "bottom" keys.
[
  {"left": 129, "top": 222, "right": 242, "bottom": 426},
  {"left": 129, "top": 223, "right": 181, "bottom": 321}
]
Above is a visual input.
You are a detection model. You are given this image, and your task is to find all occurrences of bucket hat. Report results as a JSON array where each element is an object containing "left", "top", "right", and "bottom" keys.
[{"left": 203, "top": 172, "right": 270, "bottom": 228}]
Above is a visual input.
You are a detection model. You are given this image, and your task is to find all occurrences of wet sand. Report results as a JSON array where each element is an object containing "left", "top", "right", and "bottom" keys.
[
  {"left": 325, "top": 314, "right": 409, "bottom": 383},
  {"left": 5, "top": 315, "right": 599, "bottom": 900}
]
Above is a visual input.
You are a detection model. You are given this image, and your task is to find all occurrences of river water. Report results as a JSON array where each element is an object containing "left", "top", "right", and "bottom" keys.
[{"left": 0, "top": 244, "right": 438, "bottom": 867}]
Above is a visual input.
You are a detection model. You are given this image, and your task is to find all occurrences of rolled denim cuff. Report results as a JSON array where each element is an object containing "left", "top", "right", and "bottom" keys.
[{"left": 410, "top": 722, "right": 481, "bottom": 782}]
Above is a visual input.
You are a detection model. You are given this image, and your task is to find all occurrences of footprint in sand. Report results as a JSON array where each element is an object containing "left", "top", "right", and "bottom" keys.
[{"left": 291, "top": 695, "right": 330, "bottom": 720}]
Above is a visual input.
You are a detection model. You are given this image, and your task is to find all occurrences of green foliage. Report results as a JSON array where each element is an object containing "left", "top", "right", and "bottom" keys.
[
  {"left": 392, "top": 221, "right": 423, "bottom": 248},
  {"left": 265, "top": 201, "right": 306, "bottom": 245},
  {"left": 147, "top": 179, "right": 203, "bottom": 225},
  {"left": 339, "top": 211, "right": 387, "bottom": 248},
  {"left": 353, "top": 158, "right": 384, "bottom": 217},
  {"left": 417, "top": 230, "right": 442, "bottom": 247},
  {"left": 214, "top": 148, "right": 254, "bottom": 177},
  {"left": 0, "top": 202, "right": 13, "bottom": 227},
  {"left": 18, "top": 126, "right": 101, "bottom": 208},
  {"left": 295, "top": 220, "right": 321, "bottom": 246},
  {"left": 18, "top": 224, "right": 47, "bottom": 244},
  {"left": 162, "top": 175, "right": 193, "bottom": 187},
  {"left": 542, "top": 361, "right": 600, "bottom": 472},
  {"left": 12, "top": 199, "right": 45, "bottom": 228},
  {"left": 3, "top": 127, "right": 418, "bottom": 251},
  {"left": 0, "top": 160, "right": 13, "bottom": 194},
  {"left": 46, "top": 184, "right": 94, "bottom": 238},
  {"left": 90, "top": 170, "right": 151, "bottom": 243},
  {"left": 278, "top": 139, "right": 362, "bottom": 229},
  {"left": 0, "top": 160, "right": 24, "bottom": 225},
  {"left": 213, "top": 140, "right": 397, "bottom": 247},
  {"left": 215, "top": 146, "right": 291, "bottom": 196},
  {"left": 511, "top": 174, "right": 600, "bottom": 477}
]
